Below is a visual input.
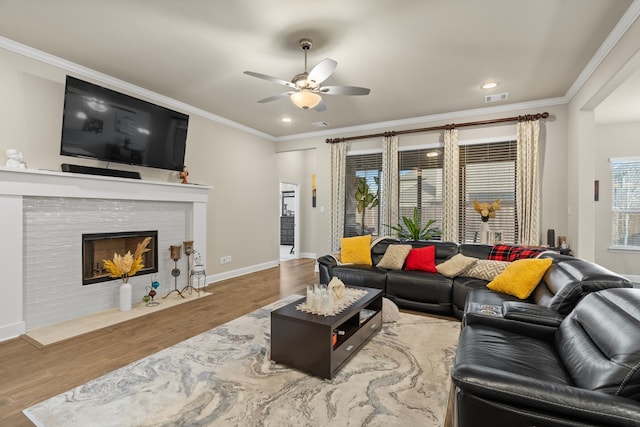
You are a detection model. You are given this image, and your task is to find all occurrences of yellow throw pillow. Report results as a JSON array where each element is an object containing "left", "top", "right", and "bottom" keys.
[
  {"left": 487, "top": 258, "right": 553, "bottom": 299},
  {"left": 340, "top": 235, "right": 372, "bottom": 265}
]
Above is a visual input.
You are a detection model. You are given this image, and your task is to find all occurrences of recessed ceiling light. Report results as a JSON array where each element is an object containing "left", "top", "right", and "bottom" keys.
[
  {"left": 281, "top": 117, "right": 292, "bottom": 123},
  {"left": 481, "top": 82, "right": 498, "bottom": 90}
]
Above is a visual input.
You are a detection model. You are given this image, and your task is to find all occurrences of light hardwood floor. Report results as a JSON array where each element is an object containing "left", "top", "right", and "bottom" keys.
[{"left": 0, "top": 258, "right": 316, "bottom": 427}]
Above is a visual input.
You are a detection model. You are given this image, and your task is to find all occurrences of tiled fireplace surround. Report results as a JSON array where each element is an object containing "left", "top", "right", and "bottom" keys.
[{"left": 0, "top": 167, "right": 209, "bottom": 342}]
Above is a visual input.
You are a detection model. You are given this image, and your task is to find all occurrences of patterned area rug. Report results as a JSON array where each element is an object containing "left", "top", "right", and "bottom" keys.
[{"left": 24, "top": 295, "right": 460, "bottom": 427}]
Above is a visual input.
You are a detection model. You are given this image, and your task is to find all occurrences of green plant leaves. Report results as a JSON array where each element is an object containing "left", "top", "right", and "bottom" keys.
[{"left": 384, "top": 207, "right": 441, "bottom": 240}]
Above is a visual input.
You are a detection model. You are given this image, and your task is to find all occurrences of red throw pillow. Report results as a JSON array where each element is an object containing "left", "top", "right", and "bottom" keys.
[{"left": 404, "top": 245, "right": 437, "bottom": 272}]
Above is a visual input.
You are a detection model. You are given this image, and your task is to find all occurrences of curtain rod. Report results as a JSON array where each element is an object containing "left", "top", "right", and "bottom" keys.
[{"left": 325, "top": 112, "right": 549, "bottom": 144}]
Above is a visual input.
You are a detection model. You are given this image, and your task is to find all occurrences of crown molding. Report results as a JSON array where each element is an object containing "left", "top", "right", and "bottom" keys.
[{"left": 565, "top": 0, "right": 640, "bottom": 100}]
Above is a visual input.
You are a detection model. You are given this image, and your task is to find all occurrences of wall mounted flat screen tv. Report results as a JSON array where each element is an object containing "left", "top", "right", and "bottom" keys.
[{"left": 60, "top": 76, "right": 189, "bottom": 171}]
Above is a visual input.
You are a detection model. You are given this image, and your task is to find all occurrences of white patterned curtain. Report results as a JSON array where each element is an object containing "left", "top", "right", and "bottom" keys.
[
  {"left": 442, "top": 128, "right": 459, "bottom": 242},
  {"left": 516, "top": 118, "right": 541, "bottom": 245},
  {"left": 329, "top": 142, "right": 347, "bottom": 252},
  {"left": 381, "top": 134, "right": 399, "bottom": 236}
]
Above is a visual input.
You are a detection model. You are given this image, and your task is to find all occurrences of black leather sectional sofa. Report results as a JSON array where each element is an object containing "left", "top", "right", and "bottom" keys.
[
  {"left": 317, "top": 238, "right": 631, "bottom": 319},
  {"left": 319, "top": 238, "right": 640, "bottom": 425}
]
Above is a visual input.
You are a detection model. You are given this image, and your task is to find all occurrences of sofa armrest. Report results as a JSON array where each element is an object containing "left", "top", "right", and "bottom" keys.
[
  {"left": 317, "top": 255, "right": 338, "bottom": 284},
  {"left": 463, "top": 302, "right": 557, "bottom": 341},
  {"left": 502, "top": 301, "right": 565, "bottom": 327},
  {"left": 317, "top": 254, "right": 338, "bottom": 268},
  {"left": 452, "top": 363, "right": 640, "bottom": 426}
]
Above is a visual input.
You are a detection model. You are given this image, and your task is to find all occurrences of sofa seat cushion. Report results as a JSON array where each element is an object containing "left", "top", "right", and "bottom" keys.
[
  {"left": 386, "top": 270, "right": 452, "bottom": 305},
  {"left": 329, "top": 265, "right": 387, "bottom": 291},
  {"left": 456, "top": 324, "right": 571, "bottom": 385}
]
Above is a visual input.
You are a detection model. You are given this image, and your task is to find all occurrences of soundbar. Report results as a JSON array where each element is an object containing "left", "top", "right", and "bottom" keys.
[{"left": 61, "top": 164, "right": 141, "bottom": 180}]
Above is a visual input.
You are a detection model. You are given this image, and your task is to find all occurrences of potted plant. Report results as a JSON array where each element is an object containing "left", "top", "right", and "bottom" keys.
[
  {"left": 354, "top": 176, "right": 379, "bottom": 235},
  {"left": 385, "top": 207, "right": 441, "bottom": 240}
]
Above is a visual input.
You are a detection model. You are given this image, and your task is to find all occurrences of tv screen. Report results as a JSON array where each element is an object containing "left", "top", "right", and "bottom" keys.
[{"left": 60, "top": 76, "right": 189, "bottom": 171}]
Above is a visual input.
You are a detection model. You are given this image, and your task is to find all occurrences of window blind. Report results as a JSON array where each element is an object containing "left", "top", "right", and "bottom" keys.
[
  {"left": 611, "top": 158, "right": 640, "bottom": 247},
  {"left": 344, "top": 153, "right": 382, "bottom": 237},
  {"left": 459, "top": 141, "right": 517, "bottom": 243},
  {"left": 398, "top": 148, "right": 444, "bottom": 237}
]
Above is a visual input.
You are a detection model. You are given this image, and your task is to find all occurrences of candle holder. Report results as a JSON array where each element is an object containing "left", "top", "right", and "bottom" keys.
[
  {"left": 164, "top": 244, "right": 185, "bottom": 299},
  {"left": 190, "top": 250, "right": 206, "bottom": 295},
  {"left": 181, "top": 240, "right": 197, "bottom": 295}
]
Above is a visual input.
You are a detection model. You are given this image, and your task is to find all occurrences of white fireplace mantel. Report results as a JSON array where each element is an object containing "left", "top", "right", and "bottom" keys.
[{"left": 0, "top": 167, "right": 211, "bottom": 342}]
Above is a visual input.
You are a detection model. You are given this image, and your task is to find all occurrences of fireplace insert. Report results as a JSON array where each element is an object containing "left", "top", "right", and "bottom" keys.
[{"left": 82, "top": 230, "right": 158, "bottom": 285}]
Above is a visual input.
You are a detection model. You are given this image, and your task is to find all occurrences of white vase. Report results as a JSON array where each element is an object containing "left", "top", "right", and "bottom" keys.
[
  {"left": 479, "top": 222, "right": 489, "bottom": 244},
  {"left": 119, "top": 279, "right": 132, "bottom": 311}
]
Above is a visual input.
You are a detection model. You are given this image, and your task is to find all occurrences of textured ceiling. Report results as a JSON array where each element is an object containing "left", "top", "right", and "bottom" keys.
[{"left": 0, "top": 0, "right": 636, "bottom": 139}]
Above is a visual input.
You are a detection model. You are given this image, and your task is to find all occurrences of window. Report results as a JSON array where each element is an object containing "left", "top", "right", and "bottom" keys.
[
  {"left": 344, "top": 152, "right": 382, "bottom": 237},
  {"left": 459, "top": 141, "right": 517, "bottom": 243},
  {"left": 611, "top": 157, "right": 640, "bottom": 248},
  {"left": 398, "top": 148, "right": 444, "bottom": 237}
]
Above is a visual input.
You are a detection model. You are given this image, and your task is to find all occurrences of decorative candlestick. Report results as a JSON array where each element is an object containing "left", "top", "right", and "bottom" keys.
[
  {"left": 164, "top": 244, "right": 184, "bottom": 298},
  {"left": 181, "top": 240, "right": 197, "bottom": 295}
]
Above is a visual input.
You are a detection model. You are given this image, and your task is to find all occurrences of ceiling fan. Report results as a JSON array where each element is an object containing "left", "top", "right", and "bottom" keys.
[{"left": 243, "top": 38, "right": 370, "bottom": 111}]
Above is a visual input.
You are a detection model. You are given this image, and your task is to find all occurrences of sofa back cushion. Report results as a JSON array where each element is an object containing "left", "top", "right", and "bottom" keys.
[
  {"left": 458, "top": 243, "right": 493, "bottom": 260},
  {"left": 371, "top": 238, "right": 458, "bottom": 266},
  {"left": 534, "top": 252, "right": 631, "bottom": 314},
  {"left": 556, "top": 288, "right": 640, "bottom": 400}
]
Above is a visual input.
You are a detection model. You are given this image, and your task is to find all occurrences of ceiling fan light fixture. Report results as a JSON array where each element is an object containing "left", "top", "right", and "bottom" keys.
[{"left": 290, "top": 90, "right": 321, "bottom": 109}]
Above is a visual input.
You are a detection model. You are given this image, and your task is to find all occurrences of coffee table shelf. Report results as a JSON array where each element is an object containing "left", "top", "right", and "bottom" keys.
[{"left": 270, "top": 286, "right": 383, "bottom": 379}]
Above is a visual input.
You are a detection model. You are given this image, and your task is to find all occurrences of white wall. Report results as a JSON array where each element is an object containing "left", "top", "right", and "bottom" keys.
[
  {"left": 0, "top": 46, "right": 279, "bottom": 282},
  {"left": 567, "top": 15, "right": 640, "bottom": 268},
  {"left": 594, "top": 122, "right": 640, "bottom": 274},
  {"left": 277, "top": 149, "right": 318, "bottom": 258}
]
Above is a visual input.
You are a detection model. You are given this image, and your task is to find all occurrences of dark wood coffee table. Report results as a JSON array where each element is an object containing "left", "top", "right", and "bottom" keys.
[{"left": 270, "top": 286, "right": 383, "bottom": 379}]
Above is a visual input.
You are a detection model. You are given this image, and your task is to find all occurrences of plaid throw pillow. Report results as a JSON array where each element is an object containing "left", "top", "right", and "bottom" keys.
[{"left": 489, "top": 245, "right": 546, "bottom": 262}]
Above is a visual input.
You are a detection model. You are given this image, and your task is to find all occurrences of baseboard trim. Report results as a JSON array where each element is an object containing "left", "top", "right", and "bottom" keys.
[
  {"left": 207, "top": 260, "right": 279, "bottom": 284},
  {"left": 0, "top": 320, "right": 26, "bottom": 343}
]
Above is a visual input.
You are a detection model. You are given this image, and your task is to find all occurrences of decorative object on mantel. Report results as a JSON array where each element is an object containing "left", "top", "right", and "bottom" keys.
[
  {"left": 165, "top": 245, "right": 184, "bottom": 299},
  {"left": 5, "top": 148, "right": 27, "bottom": 168},
  {"left": 179, "top": 166, "right": 189, "bottom": 184},
  {"left": 297, "top": 286, "right": 367, "bottom": 316},
  {"left": 102, "top": 237, "right": 152, "bottom": 312},
  {"left": 473, "top": 199, "right": 501, "bottom": 244}
]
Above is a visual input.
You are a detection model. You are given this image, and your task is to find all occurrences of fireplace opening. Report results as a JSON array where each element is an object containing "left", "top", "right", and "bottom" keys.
[{"left": 82, "top": 230, "right": 158, "bottom": 285}]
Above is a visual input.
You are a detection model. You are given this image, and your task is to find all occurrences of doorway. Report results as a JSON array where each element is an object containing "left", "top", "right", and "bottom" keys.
[{"left": 280, "top": 182, "right": 300, "bottom": 261}]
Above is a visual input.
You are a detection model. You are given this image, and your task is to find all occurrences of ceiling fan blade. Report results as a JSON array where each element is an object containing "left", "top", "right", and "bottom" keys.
[
  {"left": 257, "top": 92, "right": 295, "bottom": 103},
  {"left": 320, "top": 85, "right": 371, "bottom": 96},
  {"left": 307, "top": 58, "right": 337, "bottom": 84},
  {"left": 314, "top": 99, "right": 327, "bottom": 112},
  {"left": 244, "top": 71, "right": 296, "bottom": 89}
]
